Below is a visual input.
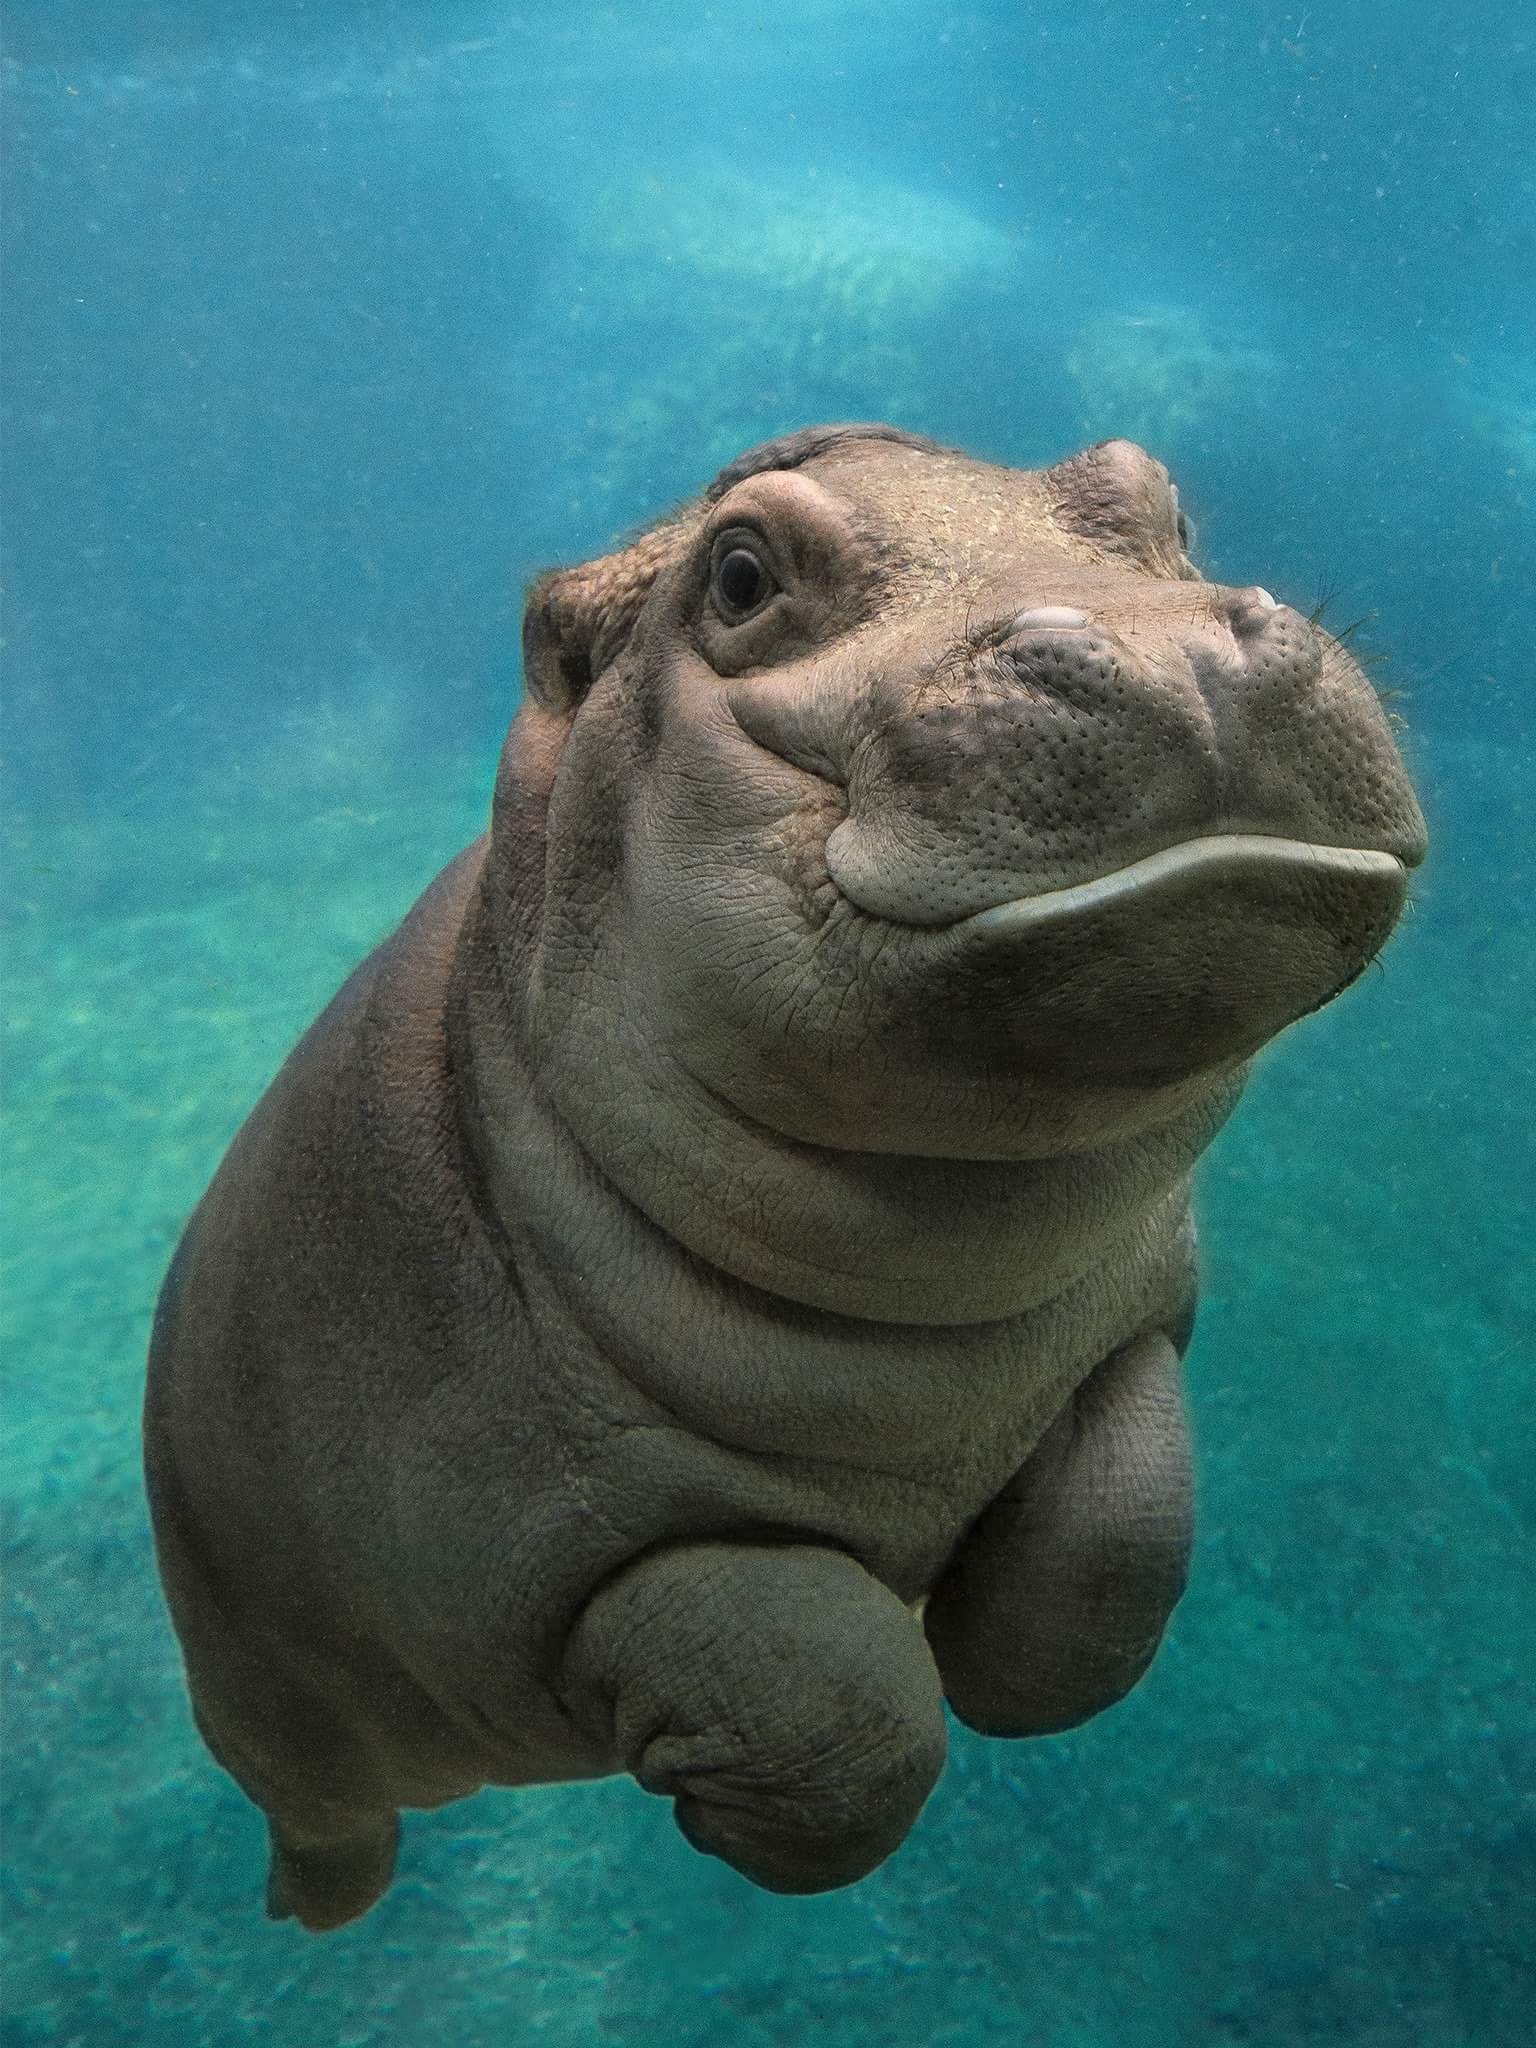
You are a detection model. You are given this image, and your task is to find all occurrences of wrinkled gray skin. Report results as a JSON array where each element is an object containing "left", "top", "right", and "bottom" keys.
[{"left": 144, "top": 426, "right": 1426, "bottom": 1931}]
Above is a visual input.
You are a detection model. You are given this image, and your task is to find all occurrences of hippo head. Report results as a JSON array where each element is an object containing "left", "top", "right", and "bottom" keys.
[{"left": 492, "top": 424, "right": 1424, "bottom": 1197}]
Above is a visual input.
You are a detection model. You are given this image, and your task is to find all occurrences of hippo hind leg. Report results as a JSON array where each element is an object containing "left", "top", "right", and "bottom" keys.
[
  {"left": 148, "top": 1445, "right": 404, "bottom": 1930},
  {"left": 175, "top": 1623, "right": 403, "bottom": 1932},
  {"left": 187, "top": 1683, "right": 402, "bottom": 1932},
  {"left": 263, "top": 1807, "right": 400, "bottom": 1931}
]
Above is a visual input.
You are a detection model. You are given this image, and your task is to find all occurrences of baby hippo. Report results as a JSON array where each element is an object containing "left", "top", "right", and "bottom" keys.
[{"left": 144, "top": 425, "right": 1426, "bottom": 1930}]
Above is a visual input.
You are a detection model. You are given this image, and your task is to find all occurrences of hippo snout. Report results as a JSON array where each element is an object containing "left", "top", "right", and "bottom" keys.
[
  {"left": 826, "top": 584, "right": 1420, "bottom": 898},
  {"left": 808, "top": 578, "right": 1423, "bottom": 1077}
]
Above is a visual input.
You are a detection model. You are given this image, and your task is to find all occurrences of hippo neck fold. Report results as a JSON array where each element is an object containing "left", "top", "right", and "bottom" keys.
[{"left": 451, "top": 859, "right": 1241, "bottom": 1330}]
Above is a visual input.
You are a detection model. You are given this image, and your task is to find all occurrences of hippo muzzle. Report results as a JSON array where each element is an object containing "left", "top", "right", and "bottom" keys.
[{"left": 776, "top": 580, "right": 1424, "bottom": 1081}]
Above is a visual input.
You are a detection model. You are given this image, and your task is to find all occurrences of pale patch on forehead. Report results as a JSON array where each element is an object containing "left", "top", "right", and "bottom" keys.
[{"left": 800, "top": 445, "right": 1114, "bottom": 606}]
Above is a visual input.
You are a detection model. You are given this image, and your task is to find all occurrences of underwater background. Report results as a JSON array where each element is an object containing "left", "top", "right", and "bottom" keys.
[{"left": 2, "top": 1, "right": 1531, "bottom": 2041}]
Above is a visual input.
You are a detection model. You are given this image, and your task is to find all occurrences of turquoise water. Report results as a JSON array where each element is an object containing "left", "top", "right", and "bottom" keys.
[{"left": 3, "top": 3, "right": 1532, "bottom": 2041}]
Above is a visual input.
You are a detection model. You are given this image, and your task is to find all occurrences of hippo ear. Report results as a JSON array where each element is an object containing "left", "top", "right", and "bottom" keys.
[
  {"left": 1044, "top": 439, "right": 1197, "bottom": 579},
  {"left": 521, "top": 521, "right": 684, "bottom": 712}
]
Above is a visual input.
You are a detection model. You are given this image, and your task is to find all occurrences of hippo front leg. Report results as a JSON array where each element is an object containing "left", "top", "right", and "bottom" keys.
[
  {"left": 560, "top": 1541, "right": 948, "bottom": 1892},
  {"left": 923, "top": 1330, "right": 1194, "bottom": 1737}
]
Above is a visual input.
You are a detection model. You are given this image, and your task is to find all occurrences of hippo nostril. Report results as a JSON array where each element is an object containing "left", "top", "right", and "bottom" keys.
[
  {"left": 1229, "top": 586, "right": 1283, "bottom": 638},
  {"left": 1009, "top": 606, "right": 1091, "bottom": 633}
]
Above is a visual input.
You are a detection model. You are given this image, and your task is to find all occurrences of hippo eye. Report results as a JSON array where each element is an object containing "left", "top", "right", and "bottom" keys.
[{"left": 709, "top": 534, "right": 779, "bottom": 622}]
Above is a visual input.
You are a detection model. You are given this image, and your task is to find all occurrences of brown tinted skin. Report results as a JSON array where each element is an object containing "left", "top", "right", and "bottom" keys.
[{"left": 144, "top": 425, "right": 1425, "bottom": 1930}]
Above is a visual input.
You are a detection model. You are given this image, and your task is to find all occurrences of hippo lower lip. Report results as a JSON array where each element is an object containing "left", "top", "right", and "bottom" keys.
[
  {"left": 951, "top": 834, "right": 1410, "bottom": 938},
  {"left": 862, "top": 831, "right": 1414, "bottom": 1082}
]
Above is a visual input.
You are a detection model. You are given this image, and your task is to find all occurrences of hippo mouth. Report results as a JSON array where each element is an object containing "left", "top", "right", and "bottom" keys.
[
  {"left": 838, "top": 831, "right": 1416, "bottom": 1083},
  {"left": 950, "top": 833, "right": 1411, "bottom": 939}
]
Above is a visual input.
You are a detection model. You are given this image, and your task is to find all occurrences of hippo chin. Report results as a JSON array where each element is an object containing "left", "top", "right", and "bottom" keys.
[{"left": 144, "top": 423, "right": 1425, "bottom": 1931}]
